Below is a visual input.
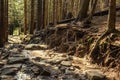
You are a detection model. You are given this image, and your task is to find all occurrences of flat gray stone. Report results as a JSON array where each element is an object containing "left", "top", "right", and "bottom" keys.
[
  {"left": 1, "top": 64, "right": 22, "bottom": 75},
  {"left": 3, "top": 64, "right": 22, "bottom": 69},
  {"left": 10, "top": 54, "right": 24, "bottom": 57},
  {"left": 25, "top": 44, "right": 47, "bottom": 50},
  {"left": 48, "top": 66, "right": 61, "bottom": 75},
  {"left": 49, "top": 59, "right": 63, "bottom": 64},
  {"left": 65, "top": 69, "right": 73, "bottom": 75},
  {"left": 61, "top": 61, "right": 72, "bottom": 67},
  {"left": 0, "top": 75, "right": 16, "bottom": 80},
  {"left": 1, "top": 68, "right": 18, "bottom": 75},
  {"left": 8, "top": 57, "right": 28, "bottom": 64},
  {"left": 85, "top": 69, "right": 106, "bottom": 80}
]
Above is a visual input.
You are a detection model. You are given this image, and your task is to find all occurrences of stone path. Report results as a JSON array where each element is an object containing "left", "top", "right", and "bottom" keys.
[{"left": 0, "top": 43, "right": 106, "bottom": 80}]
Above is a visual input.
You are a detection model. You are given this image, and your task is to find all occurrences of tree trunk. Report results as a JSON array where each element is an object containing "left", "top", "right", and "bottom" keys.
[
  {"left": 30, "top": 0, "right": 35, "bottom": 34},
  {"left": 24, "top": 0, "right": 27, "bottom": 35},
  {"left": 37, "top": 0, "right": 42, "bottom": 30},
  {"left": 5, "top": 0, "right": 8, "bottom": 41},
  {"left": 0, "top": 0, "right": 6, "bottom": 47},
  {"left": 84, "top": 0, "right": 98, "bottom": 22},
  {"left": 53, "top": 0, "right": 57, "bottom": 25},
  {"left": 75, "top": 0, "right": 90, "bottom": 21},
  {"left": 62, "top": 0, "right": 67, "bottom": 19},
  {"left": 107, "top": 0, "right": 116, "bottom": 32}
]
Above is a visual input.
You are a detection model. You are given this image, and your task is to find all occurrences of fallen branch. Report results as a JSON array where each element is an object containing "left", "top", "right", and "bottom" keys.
[
  {"left": 55, "top": 6, "right": 120, "bottom": 24},
  {"left": 93, "top": 6, "right": 120, "bottom": 16},
  {"left": 57, "top": 18, "right": 76, "bottom": 24}
]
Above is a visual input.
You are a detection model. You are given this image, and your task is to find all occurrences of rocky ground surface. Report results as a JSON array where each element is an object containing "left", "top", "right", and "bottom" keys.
[{"left": 0, "top": 42, "right": 108, "bottom": 80}]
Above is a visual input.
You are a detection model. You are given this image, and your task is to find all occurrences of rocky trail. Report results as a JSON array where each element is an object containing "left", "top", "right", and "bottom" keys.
[
  {"left": 0, "top": 36, "right": 108, "bottom": 80},
  {"left": 0, "top": 36, "right": 119, "bottom": 80}
]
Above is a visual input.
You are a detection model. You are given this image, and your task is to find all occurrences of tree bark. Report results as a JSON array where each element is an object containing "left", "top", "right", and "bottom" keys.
[
  {"left": 84, "top": 0, "right": 98, "bottom": 22},
  {"left": 30, "top": 0, "right": 35, "bottom": 34},
  {"left": 24, "top": 0, "right": 27, "bottom": 35},
  {"left": 107, "top": 0, "right": 116, "bottom": 32},
  {"left": 5, "top": 0, "right": 8, "bottom": 41},
  {"left": 75, "top": 0, "right": 90, "bottom": 21},
  {"left": 37, "top": 0, "right": 42, "bottom": 30},
  {"left": 0, "top": 0, "right": 6, "bottom": 47}
]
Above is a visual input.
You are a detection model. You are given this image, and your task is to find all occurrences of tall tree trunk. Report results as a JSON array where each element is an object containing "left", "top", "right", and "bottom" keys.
[
  {"left": 53, "top": 0, "right": 57, "bottom": 25},
  {"left": 84, "top": 0, "right": 98, "bottom": 22},
  {"left": 107, "top": 0, "right": 116, "bottom": 32},
  {"left": 5, "top": 0, "right": 8, "bottom": 41},
  {"left": 43, "top": 0, "right": 45, "bottom": 28},
  {"left": 44, "top": 0, "right": 48, "bottom": 28},
  {"left": 0, "top": 0, "right": 6, "bottom": 47},
  {"left": 76, "top": 0, "right": 90, "bottom": 21},
  {"left": 59, "top": 0, "right": 63, "bottom": 20},
  {"left": 62, "top": 0, "right": 67, "bottom": 19},
  {"left": 37, "top": 0, "right": 44, "bottom": 30},
  {"left": 24, "top": 0, "right": 27, "bottom": 35},
  {"left": 30, "top": 0, "right": 35, "bottom": 34}
]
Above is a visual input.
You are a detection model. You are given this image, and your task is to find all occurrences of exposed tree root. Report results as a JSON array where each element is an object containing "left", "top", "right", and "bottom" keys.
[
  {"left": 89, "top": 31, "right": 109, "bottom": 60},
  {"left": 89, "top": 29, "right": 120, "bottom": 62}
]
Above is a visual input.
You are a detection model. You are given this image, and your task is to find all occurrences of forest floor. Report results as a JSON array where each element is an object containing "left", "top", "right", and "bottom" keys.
[{"left": 0, "top": 12, "right": 120, "bottom": 80}]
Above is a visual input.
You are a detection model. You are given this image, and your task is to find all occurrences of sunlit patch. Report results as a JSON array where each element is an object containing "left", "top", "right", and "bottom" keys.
[{"left": 15, "top": 71, "right": 31, "bottom": 80}]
